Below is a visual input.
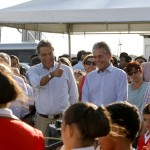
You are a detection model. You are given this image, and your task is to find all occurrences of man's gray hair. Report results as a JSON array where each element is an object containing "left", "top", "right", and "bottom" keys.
[
  {"left": 92, "top": 42, "right": 111, "bottom": 54},
  {"left": 37, "top": 39, "right": 54, "bottom": 54}
]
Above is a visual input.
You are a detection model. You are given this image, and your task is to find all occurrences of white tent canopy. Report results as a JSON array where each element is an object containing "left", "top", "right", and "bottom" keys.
[
  {"left": 0, "top": 0, "right": 150, "bottom": 55},
  {"left": 0, "top": 0, "right": 150, "bottom": 34}
]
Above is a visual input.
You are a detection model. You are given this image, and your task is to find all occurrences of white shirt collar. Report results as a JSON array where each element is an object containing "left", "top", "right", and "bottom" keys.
[
  {"left": 41, "top": 61, "right": 57, "bottom": 70},
  {"left": 145, "top": 131, "right": 150, "bottom": 143},
  {"left": 0, "top": 108, "right": 18, "bottom": 120}
]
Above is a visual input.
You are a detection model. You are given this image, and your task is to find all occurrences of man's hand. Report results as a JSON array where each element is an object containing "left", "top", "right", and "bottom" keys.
[{"left": 51, "top": 61, "right": 63, "bottom": 77}]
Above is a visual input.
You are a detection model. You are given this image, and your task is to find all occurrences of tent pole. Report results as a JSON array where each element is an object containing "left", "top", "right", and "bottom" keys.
[
  {"left": 67, "top": 24, "right": 71, "bottom": 57},
  {"left": 0, "top": 27, "right": 1, "bottom": 43}
]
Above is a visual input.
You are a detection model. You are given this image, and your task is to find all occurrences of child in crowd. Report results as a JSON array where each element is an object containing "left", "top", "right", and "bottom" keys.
[
  {"left": 61, "top": 102, "right": 111, "bottom": 150},
  {"left": 98, "top": 102, "right": 141, "bottom": 150},
  {"left": 138, "top": 104, "right": 150, "bottom": 150}
]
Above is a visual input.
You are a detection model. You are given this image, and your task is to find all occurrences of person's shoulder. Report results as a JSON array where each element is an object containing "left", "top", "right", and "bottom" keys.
[
  {"left": 113, "top": 66, "right": 124, "bottom": 71},
  {"left": 61, "top": 63, "right": 73, "bottom": 73},
  {"left": 61, "top": 63, "right": 70, "bottom": 69},
  {"left": 112, "top": 66, "right": 126, "bottom": 74},
  {"left": 144, "top": 81, "right": 149, "bottom": 86},
  {"left": 86, "top": 70, "right": 97, "bottom": 78},
  {"left": 73, "top": 61, "right": 84, "bottom": 70},
  {"left": 89, "top": 70, "right": 98, "bottom": 75},
  {"left": 73, "top": 62, "right": 80, "bottom": 68},
  {"left": 14, "top": 120, "right": 43, "bottom": 137},
  {"left": 13, "top": 74, "right": 24, "bottom": 82},
  {"left": 28, "top": 63, "right": 42, "bottom": 72}
]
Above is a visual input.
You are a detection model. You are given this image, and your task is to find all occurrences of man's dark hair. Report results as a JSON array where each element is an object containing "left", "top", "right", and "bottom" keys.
[
  {"left": 143, "top": 104, "right": 150, "bottom": 115},
  {"left": 30, "top": 53, "right": 38, "bottom": 60},
  {"left": 37, "top": 40, "right": 54, "bottom": 54},
  {"left": 71, "top": 57, "right": 78, "bottom": 66},
  {"left": 31, "top": 56, "right": 41, "bottom": 66},
  {"left": 134, "top": 56, "right": 147, "bottom": 62},
  {"left": 119, "top": 52, "right": 128, "bottom": 59},
  {"left": 77, "top": 50, "right": 86, "bottom": 61},
  {"left": 123, "top": 55, "right": 132, "bottom": 63}
]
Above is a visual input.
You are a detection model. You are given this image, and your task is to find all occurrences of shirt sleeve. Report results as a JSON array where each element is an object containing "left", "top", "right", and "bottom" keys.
[
  {"left": 82, "top": 75, "right": 90, "bottom": 102},
  {"left": 116, "top": 71, "right": 128, "bottom": 102},
  {"left": 66, "top": 67, "right": 79, "bottom": 105},
  {"left": 27, "top": 67, "right": 42, "bottom": 88},
  {"left": 13, "top": 75, "right": 28, "bottom": 95}
]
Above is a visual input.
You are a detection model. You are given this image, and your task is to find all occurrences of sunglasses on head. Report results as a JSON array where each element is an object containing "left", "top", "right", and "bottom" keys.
[
  {"left": 127, "top": 69, "right": 139, "bottom": 76},
  {"left": 84, "top": 61, "right": 96, "bottom": 66}
]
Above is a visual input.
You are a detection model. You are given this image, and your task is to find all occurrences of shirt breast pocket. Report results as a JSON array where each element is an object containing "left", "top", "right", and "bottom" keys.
[{"left": 54, "top": 74, "right": 67, "bottom": 88}]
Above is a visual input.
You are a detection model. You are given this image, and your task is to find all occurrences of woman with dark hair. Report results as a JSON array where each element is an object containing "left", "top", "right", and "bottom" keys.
[
  {"left": 99, "top": 102, "right": 141, "bottom": 150},
  {"left": 0, "top": 64, "right": 45, "bottom": 150},
  {"left": 110, "top": 56, "right": 118, "bottom": 67},
  {"left": 125, "top": 61, "right": 149, "bottom": 112},
  {"left": 61, "top": 102, "right": 111, "bottom": 150}
]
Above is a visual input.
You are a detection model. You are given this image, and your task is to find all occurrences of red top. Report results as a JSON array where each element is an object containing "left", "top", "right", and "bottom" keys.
[
  {"left": 0, "top": 117, "right": 45, "bottom": 150},
  {"left": 79, "top": 75, "right": 86, "bottom": 101},
  {"left": 137, "top": 133, "right": 150, "bottom": 150}
]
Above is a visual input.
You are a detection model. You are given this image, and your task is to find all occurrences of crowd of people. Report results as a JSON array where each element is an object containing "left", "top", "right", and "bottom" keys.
[{"left": 0, "top": 39, "right": 150, "bottom": 150}]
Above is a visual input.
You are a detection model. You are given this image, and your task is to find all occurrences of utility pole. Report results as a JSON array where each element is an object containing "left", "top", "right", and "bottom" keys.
[{"left": 118, "top": 40, "right": 122, "bottom": 56}]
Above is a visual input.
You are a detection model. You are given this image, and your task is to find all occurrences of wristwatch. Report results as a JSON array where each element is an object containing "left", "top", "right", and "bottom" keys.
[{"left": 48, "top": 74, "right": 52, "bottom": 79}]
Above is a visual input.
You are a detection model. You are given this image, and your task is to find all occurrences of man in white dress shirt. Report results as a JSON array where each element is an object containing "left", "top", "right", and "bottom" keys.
[
  {"left": 82, "top": 41, "right": 128, "bottom": 106},
  {"left": 28, "top": 40, "right": 78, "bottom": 134}
]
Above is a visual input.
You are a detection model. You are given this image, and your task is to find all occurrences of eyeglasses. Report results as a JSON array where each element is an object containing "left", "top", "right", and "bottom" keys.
[
  {"left": 127, "top": 69, "right": 139, "bottom": 76},
  {"left": 84, "top": 61, "right": 96, "bottom": 66}
]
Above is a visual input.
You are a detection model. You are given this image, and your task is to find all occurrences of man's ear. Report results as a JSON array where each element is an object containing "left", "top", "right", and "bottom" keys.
[{"left": 109, "top": 52, "right": 112, "bottom": 60}]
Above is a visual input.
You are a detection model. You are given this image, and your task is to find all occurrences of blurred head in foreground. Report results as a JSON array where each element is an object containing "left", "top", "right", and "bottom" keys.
[{"left": 61, "top": 102, "right": 111, "bottom": 150}]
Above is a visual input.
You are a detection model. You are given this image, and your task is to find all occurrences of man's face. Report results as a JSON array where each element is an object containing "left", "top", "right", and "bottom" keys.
[
  {"left": 39, "top": 46, "right": 54, "bottom": 69},
  {"left": 119, "top": 57, "right": 126, "bottom": 67},
  {"left": 93, "top": 48, "right": 111, "bottom": 71}
]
